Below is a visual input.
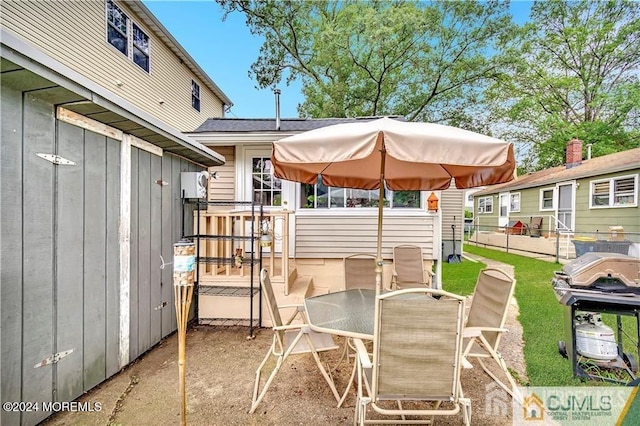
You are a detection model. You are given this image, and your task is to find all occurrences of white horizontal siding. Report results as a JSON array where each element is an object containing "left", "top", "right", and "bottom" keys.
[
  {"left": 1, "top": 0, "right": 223, "bottom": 131},
  {"left": 295, "top": 214, "right": 435, "bottom": 259},
  {"left": 441, "top": 186, "right": 464, "bottom": 236}
]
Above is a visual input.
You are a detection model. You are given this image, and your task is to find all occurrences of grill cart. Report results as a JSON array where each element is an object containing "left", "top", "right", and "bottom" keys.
[{"left": 552, "top": 253, "right": 640, "bottom": 384}]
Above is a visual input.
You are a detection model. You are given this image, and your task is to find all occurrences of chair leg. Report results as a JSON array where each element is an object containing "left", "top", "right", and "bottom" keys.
[
  {"left": 250, "top": 345, "right": 281, "bottom": 414},
  {"left": 304, "top": 333, "right": 341, "bottom": 402},
  {"left": 338, "top": 352, "right": 358, "bottom": 407}
]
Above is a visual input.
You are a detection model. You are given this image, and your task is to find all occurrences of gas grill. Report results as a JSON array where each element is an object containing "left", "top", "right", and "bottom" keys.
[{"left": 552, "top": 253, "right": 640, "bottom": 384}]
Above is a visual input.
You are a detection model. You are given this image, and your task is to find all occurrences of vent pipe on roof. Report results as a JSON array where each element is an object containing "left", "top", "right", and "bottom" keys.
[
  {"left": 274, "top": 88, "right": 281, "bottom": 131},
  {"left": 587, "top": 143, "right": 592, "bottom": 160}
]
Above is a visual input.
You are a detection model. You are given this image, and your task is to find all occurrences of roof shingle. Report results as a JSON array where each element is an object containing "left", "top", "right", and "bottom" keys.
[{"left": 475, "top": 147, "right": 640, "bottom": 195}]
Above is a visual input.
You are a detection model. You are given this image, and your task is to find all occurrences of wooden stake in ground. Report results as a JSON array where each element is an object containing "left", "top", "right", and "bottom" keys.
[{"left": 173, "top": 239, "right": 195, "bottom": 426}]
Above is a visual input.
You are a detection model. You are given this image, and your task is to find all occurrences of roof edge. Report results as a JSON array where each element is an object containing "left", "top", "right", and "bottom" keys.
[{"left": 1, "top": 28, "right": 225, "bottom": 166}]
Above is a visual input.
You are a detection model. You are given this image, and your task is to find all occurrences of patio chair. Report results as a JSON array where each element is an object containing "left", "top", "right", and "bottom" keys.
[
  {"left": 353, "top": 288, "right": 471, "bottom": 425},
  {"left": 526, "top": 216, "right": 543, "bottom": 237},
  {"left": 462, "top": 268, "right": 521, "bottom": 401},
  {"left": 343, "top": 253, "right": 377, "bottom": 290},
  {"left": 250, "top": 269, "right": 341, "bottom": 413},
  {"left": 391, "top": 245, "right": 433, "bottom": 289}
]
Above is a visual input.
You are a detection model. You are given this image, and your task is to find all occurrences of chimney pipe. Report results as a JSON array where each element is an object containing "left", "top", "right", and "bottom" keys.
[
  {"left": 274, "top": 88, "right": 281, "bottom": 131},
  {"left": 587, "top": 143, "right": 592, "bottom": 160}
]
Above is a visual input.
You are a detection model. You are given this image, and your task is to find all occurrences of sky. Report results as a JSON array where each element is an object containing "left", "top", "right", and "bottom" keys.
[{"left": 143, "top": 0, "right": 533, "bottom": 120}]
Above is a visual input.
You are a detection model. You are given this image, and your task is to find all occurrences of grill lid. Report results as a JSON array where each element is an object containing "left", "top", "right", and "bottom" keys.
[{"left": 560, "top": 252, "right": 639, "bottom": 288}]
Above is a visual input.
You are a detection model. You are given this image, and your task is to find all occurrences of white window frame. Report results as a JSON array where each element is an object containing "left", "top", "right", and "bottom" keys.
[
  {"left": 105, "top": 0, "right": 151, "bottom": 73},
  {"left": 589, "top": 174, "right": 638, "bottom": 209},
  {"left": 478, "top": 196, "right": 493, "bottom": 214},
  {"left": 191, "top": 80, "right": 201, "bottom": 112},
  {"left": 510, "top": 192, "right": 521, "bottom": 213},
  {"left": 539, "top": 187, "right": 555, "bottom": 211}
]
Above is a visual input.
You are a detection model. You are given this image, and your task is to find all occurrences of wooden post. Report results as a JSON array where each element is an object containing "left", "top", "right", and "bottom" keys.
[{"left": 173, "top": 239, "right": 195, "bottom": 426}]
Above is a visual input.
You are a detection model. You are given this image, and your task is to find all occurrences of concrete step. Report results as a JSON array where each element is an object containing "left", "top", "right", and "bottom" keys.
[{"left": 196, "top": 271, "right": 317, "bottom": 328}]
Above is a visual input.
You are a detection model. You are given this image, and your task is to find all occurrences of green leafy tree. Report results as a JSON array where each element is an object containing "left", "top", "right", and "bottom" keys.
[
  {"left": 491, "top": 0, "right": 640, "bottom": 170},
  {"left": 217, "top": 0, "right": 514, "bottom": 124}
]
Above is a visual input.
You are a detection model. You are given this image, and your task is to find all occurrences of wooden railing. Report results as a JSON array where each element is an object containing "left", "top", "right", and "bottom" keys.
[{"left": 193, "top": 209, "right": 291, "bottom": 292}]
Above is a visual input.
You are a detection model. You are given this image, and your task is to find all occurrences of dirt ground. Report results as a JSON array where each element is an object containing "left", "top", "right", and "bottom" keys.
[{"left": 43, "top": 299, "right": 527, "bottom": 426}]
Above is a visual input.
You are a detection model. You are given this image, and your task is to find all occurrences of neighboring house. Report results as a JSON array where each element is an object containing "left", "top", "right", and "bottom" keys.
[
  {"left": 472, "top": 140, "right": 639, "bottom": 237},
  {"left": 188, "top": 117, "right": 466, "bottom": 295},
  {"left": 1, "top": 2, "right": 230, "bottom": 425}
]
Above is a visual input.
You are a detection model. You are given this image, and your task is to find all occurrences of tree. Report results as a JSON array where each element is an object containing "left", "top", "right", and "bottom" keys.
[
  {"left": 217, "top": 0, "right": 514, "bottom": 124},
  {"left": 491, "top": 0, "right": 640, "bottom": 171}
]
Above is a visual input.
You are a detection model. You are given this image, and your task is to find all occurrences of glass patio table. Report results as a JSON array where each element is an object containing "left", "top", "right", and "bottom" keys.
[{"left": 304, "top": 289, "right": 376, "bottom": 340}]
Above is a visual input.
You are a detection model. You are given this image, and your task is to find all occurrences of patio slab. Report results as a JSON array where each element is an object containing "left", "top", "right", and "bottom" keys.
[{"left": 43, "top": 305, "right": 526, "bottom": 426}]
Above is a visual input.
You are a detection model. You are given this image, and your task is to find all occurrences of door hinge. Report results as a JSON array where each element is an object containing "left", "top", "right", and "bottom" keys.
[
  {"left": 155, "top": 301, "right": 168, "bottom": 311},
  {"left": 34, "top": 349, "right": 74, "bottom": 368},
  {"left": 36, "top": 153, "right": 75, "bottom": 166}
]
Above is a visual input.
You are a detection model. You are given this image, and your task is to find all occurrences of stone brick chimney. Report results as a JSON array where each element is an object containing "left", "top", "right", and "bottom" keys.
[{"left": 565, "top": 138, "right": 583, "bottom": 169}]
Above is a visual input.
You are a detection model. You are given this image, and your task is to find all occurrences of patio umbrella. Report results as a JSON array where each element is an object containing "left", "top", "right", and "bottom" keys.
[{"left": 272, "top": 117, "right": 516, "bottom": 293}]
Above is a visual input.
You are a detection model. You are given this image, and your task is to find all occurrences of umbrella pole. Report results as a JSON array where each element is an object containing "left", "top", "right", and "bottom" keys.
[{"left": 375, "top": 147, "right": 386, "bottom": 295}]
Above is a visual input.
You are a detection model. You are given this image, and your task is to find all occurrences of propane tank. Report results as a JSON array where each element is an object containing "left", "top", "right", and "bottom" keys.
[{"left": 574, "top": 312, "right": 618, "bottom": 361}]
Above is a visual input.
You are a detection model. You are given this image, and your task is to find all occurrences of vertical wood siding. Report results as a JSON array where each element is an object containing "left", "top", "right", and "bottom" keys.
[
  {"left": 0, "top": 80, "right": 25, "bottom": 426},
  {"left": 1, "top": 76, "right": 201, "bottom": 426},
  {"left": 1, "top": 0, "right": 224, "bottom": 131},
  {"left": 129, "top": 148, "right": 199, "bottom": 360}
]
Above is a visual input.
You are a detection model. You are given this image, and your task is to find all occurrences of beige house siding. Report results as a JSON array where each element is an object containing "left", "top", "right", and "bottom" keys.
[
  {"left": 1, "top": 0, "right": 224, "bottom": 132},
  {"left": 440, "top": 186, "right": 464, "bottom": 236},
  {"left": 208, "top": 146, "right": 235, "bottom": 202},
  {"left": 294, "top": 214, "right": 436, "bottom": 260}
]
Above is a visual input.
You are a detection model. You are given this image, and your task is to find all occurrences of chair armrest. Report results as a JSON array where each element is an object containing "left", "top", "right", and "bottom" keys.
[
  {"left": 279, "top": 304, "right": 305, "bottom": 325},
  {"left": 353, "top": 338, "right": 372, "bottom": 369},
  {"left": 273, "top": 323, "right": 305, "bottom": 331},
  {"left": 463, "top": 326, "right": 508, "bottom": 338}
]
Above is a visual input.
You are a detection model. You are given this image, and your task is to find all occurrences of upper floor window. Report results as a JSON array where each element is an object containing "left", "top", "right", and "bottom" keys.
[
  {"left": 132, "top": 23, "right": 150, "bottom": 72},
  {"left": 539, "top": 187, "right": 555, "bottom": 211},
  {"left": 590, "top": 174, "right": 638, "bottom": 208},
  {"left": 300, "top": 177, "right": 419, "bottom": 209},
  {"left": 107, "top": 0, "right": 128, "bottom": 56},
  {"left": 478, "top": 196, "right": 493, "bottom": 214},
  {"left": 192, "top": 81, "right": 201, "bottom": 111},
  {"left": 106, "top": 1, "right": 150, "bottom": 73}
]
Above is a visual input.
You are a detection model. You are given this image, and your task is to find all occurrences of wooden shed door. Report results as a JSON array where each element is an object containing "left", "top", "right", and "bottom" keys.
[{"left": 1, "top": 90, "right": 121, "bottom": 426}]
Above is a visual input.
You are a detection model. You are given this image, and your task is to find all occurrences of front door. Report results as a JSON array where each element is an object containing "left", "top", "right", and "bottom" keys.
[
  {"left": 498, "top": 193, "right": 510, "bottom": 227},
  {"left": 556, "top": 182, "right": 575, "bottom": 231}
]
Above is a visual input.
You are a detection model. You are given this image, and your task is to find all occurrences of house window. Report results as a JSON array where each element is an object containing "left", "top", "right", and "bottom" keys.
[
  {"left": 510, "top": 193, "right": 521, "bottom": 212},
  {"left": 478, "top": 196, "right": 493, "bottom": 214},
  {"left": 252, "top": 157, "right": 281, "bottom": 206},
  {"left": 192, "top": 80, "right": 201, "bottom": 112},
  {"left": 590, "top": 174, "right": 638, "bottom": 208},
  {"left": 105, "top": 1, "right": 150, "bottom": 73},
  {"left": 106, "top": 0, "right": 128, "bottom": 56},
  {"left": 132, "top": 23, "right": 150, "bottom": 72},
  {"left": 300, "top": 178, "right": 419, "bottom": 209},
  {"left": 539, "top": 188, "right": 555, "bottom": 211}
]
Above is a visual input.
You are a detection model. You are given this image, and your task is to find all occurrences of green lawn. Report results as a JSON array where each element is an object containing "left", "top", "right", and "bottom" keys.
[{"left": 442, "top": 245, "right": 603, "bottom": 387}]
